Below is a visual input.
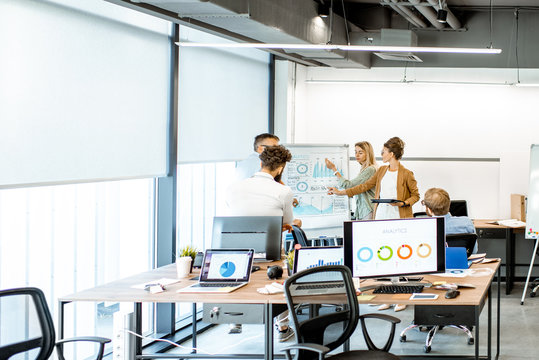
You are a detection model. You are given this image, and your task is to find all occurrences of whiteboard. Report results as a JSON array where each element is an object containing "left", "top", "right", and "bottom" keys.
[
  {"left": 282, "top": 144, "right": 350, "bottom": 229},
  {"left": 526, "top": 145, "right": 539, "bottom": 239}
]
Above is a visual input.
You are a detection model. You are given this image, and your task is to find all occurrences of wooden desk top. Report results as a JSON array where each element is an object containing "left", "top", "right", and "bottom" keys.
[
  {"left": 60, "top": 261, "right": 499, "bottom": 308},
  {"left": 473, "top": 219, "right": 525, "bottom": 231}
]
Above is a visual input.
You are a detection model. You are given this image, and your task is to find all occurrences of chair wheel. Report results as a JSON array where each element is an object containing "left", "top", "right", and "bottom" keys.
[
  {"left": 424, "top": 345, "right": 431, "bottom": 353},
  {"left": 468, "top": 338, "right": 474, "bottom": 345},
  {"left": 400, "top": 335, "right": 407, "bottom": 342}
]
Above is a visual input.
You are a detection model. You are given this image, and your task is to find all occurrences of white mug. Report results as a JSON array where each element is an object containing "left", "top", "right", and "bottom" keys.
[{"left": 176, "top": 256, "right": 192, "bottom": 278}]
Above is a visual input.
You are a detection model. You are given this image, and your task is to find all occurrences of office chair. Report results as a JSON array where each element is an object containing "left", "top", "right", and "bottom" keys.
[
  {"left": 446, "top": 233, "right": 478, "bottom": 257},
  {"left": 0, "top": 287, "right": 110, "bottom": 360},
  {"left": 449, "top": 200, "right": 468, "bottom": 217},
  {"left": 399, "top": 233, "right": 477, "bottom": 353},
  {"left": 291, "top": 225, "right": 309, "bottom": 248},
  {"left": 282, "top": 265, "right": 401, "bottom": 360}
]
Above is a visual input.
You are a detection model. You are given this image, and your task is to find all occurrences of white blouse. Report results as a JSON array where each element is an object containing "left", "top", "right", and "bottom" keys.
[{"left": 375, "top": 169, "right": 400, "bottom": 220}]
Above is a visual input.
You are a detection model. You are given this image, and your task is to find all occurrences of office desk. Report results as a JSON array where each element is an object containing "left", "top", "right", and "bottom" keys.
[
  {"left": 474, "top": 219, "right": 525, "bottom": 294},
  {"left": 59, "top": 262, "right": 500, "bottom": 360}
]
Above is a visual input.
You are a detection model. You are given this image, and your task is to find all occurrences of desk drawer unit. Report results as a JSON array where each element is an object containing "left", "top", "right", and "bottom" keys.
[
  {"left": 203, "top": 303, "right": 265, "bottom": 324},
  {"left": 414, "top": 305, "right": 475, "bottom": 326},
  {"left": 476, "top": 228, "right": 507, "bottom": 239}
]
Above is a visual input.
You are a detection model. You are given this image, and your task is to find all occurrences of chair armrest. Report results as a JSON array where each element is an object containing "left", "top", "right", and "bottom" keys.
[
  {"left": 56, "top": 336, "right": 111, "bottom": 345},
  {"left": 281, "top": 343, "right": 330, "bottom": 360},
  {"left": 359, "top": 313, "right": 401, "bottom": 324},
  {"left": 358, "top": 313, "right": 400, "bottom": 352},
  {"left": 56, "top": 337, "right": 111, "bottom": 360}
]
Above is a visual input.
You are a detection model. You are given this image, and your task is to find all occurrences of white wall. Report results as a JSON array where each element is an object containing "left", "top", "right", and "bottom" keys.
[{"left": 290, "top": 65, "right": 539, "bottom": 219}]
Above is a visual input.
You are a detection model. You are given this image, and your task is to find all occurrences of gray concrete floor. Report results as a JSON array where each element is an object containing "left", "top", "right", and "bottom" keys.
[{"left": 168, "top": 282, "right": 539, "bottom": 359}]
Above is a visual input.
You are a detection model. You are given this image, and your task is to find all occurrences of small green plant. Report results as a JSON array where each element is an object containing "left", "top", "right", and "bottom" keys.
[
  {"left": 285, "top": 250, "right": 295, "bottom": 272},
  {"left": 178, "top": 245, "right": 198, "bottom": 260}
]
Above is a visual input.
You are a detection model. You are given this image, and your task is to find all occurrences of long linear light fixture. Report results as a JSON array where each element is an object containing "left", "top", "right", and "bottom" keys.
[{"left": 177, "top": 42, "right": 502, "bottom": 54}]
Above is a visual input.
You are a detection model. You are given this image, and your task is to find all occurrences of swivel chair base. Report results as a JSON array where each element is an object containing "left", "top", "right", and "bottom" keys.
[{"left": 399, "top": 323, "right": 473, "bottom": 353}]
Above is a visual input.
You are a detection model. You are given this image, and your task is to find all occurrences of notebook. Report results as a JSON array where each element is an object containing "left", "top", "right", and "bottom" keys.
[
  {"left": 177, "top": 248, "right": 254, "bottom": 293},
  {"left": 290, "top": 246, "right": 346, "bottom": 296},
  {"left": 445, "top": 247, "right": 470, "bottom": 270}
]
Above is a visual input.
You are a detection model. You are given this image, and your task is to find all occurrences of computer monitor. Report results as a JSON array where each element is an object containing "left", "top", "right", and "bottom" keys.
[
  {"left": 344, "top": 217, "right": 445, "bottom": 279},
  {"left": 212, "top": 216, "right": 283, "bottom": 261}
]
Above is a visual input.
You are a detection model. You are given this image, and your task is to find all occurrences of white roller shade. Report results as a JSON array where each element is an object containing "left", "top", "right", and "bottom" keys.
[
  {"left": 0, "top": 0, "right": 171, "bottom": 188},
  {"left": 178, "top": 26, "right": 270, "bottom": 163}
]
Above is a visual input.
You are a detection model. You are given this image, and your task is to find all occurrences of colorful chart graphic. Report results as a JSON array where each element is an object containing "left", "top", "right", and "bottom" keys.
[
  {"left": 357, "top": 247, "right": 373, "bottom": 262},
  {"left": 219, "top": 262, "right": 236, "bottom": 277},
  {"left": 296, "top": 182, "right": 308, "bottom": 192},
  {"left": 306, "top": 258, "right": 344, "bottom": 269}
]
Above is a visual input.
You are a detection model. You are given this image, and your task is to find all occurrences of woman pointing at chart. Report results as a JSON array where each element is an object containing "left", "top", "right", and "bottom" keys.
[{"left": 328, "top": 136, "right": 419, "bottom": 219}]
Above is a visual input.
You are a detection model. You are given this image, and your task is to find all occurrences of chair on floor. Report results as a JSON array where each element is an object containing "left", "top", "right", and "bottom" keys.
[
  {"left": 449, "top": 200, "right": 468, "bottom": 217},
  {"left": 291, "top": 225, "right": 309, "bottom": 247},
  {"left": 282, "top": 265, "right": 401, "bottom": 360},
  {"left": 0, "top": 287, "right": 110, "bottom": 360},
  {"left": 399, "top": 233, "right": 477, "bottom": 353}
]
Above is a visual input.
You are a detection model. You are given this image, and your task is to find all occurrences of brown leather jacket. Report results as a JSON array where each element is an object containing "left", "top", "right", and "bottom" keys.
[{"left": 344, "top": 163, "right": 419, "bottom": 218}]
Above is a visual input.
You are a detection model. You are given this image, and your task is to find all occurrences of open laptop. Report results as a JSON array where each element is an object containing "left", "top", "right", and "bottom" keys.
[
  {"left": 290, "top": 246, "right": 346, "bottom": 296},
  {"left": 177, "top": 249, "right": 254, "bottom": 293}
]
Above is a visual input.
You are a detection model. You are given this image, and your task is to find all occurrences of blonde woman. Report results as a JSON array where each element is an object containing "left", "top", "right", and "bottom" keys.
[{"left": 325, "top": 141, "right": 377, "bottom": 220}]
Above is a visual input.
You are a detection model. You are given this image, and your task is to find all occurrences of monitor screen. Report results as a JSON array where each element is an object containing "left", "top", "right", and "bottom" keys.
[
  {"left": 212, "top": 216, "right": 283, "bottom": 261},
  {"left": 344, "top": 217, "right": 445, "bottom": 278}
]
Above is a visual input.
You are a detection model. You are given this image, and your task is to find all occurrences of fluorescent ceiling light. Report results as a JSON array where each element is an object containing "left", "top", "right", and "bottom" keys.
[
  {"left": 176, "top": 42, "right": 502, "bottom": 54},
  {"left": 514, "top": 82, "right": 539, "bottom": 87}
]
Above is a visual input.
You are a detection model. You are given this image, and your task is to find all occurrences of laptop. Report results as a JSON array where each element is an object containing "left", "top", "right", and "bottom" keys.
[
  {"left": 290, "top": 246, "right": 346, "bottom": 296},
  {"left": 177, "top": 249, "right": 254, "bottom": 294}
]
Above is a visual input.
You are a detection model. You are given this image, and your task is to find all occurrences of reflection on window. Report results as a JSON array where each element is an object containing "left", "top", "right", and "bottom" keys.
[{"left": 0, "top": 179, "right": 155, "bottom": 358}]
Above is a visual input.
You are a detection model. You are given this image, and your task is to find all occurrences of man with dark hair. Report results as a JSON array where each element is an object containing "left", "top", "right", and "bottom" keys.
[
  {"left": 226, "top": 145, "right": 300, "bottom": 341},
  {"left": 234, "top": 133, "right": 280, "bottom": 181}
]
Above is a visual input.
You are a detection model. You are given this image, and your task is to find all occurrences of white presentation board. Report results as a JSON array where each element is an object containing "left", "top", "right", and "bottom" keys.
[
  {"left": 282, "top": 144, "right": 350, "bottom": 229},
  {"left": 526, "top": 145, "right": 539, "bottom": 239}
]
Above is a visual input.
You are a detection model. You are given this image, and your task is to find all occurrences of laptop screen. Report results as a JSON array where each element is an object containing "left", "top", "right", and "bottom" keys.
[
  {"left": 293, "top": 246, "right": 344, "bottom": 283},
  {"left": 200, "top": 249, "right": 254, "bottom": 282}
]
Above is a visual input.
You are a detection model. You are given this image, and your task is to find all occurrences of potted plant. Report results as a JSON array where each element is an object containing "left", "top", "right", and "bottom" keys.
[
  {"left": 285, "top": 250, "right": 295, "bottom": 276},
  {"left": 177, "top": 245, "right": 199, "bottom": 275}
]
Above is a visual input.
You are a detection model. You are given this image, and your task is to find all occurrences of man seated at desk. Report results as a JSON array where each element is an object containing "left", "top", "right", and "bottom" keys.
[
  {"left": 226, "top": 145, "right": 301, "bottom": 341},
  {"left": 423, "top": 187, "right": 477, "bottom": 253}
]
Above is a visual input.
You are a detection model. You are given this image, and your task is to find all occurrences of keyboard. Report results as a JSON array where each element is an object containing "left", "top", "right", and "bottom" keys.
[
  {"left": 290, "top": 282, "right": 346, "bottom": 296},
  {"left": 295, "top": 283, "right": 345, "bottom": 291},
  {"left": 373, "top": 284, "right": 424, "bottom": 294},
  {"left": 198, "top": 282, "right": 242, "bottom": 288}
]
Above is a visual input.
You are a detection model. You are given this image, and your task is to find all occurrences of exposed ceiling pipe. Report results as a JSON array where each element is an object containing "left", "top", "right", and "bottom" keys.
[
  {"left": 425, "top": 0, "right": 462, "bottom": 30},
  {"left": 387, "top": 0, "right": 427, "bottom": 28},
  {"left": 407, "top": 0, "right": 445, "bottom": 30}
]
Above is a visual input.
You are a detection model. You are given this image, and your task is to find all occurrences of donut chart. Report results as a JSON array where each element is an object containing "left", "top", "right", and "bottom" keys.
[
  {"left": 377, "top": 246, "right": 393, "bottom": 261},
  {"left": 357, "top": 247, "right": 373, "bottom": 262},
  {"left": 397, "top": 244, "right": 412, "bottom": 259},
  {"left": 219, "top": 261, "right": 236, "bottom": 277},
  {"left": 417, "top": 243, "right": 432, "bottom": 258},
  {"left": 354, "top": 243, "right": 434, "bottom": 262}
]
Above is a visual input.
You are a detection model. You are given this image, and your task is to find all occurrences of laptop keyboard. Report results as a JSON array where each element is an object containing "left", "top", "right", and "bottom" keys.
[
  {"left": 295, "top": 282, "right": 345, "bottom": 290},
  {"left": 199, "top": 283, "right": 242, "bottom": 288}
]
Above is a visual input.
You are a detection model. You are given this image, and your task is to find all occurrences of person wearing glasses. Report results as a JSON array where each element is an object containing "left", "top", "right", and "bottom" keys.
[
  {"left": 422, "top": 187, "right": 477, "bottom": 253},
  {"left": 325, "top": 141, "right": 377, "bottom": 220},
  {"left": 234, "top": 133, "right": 280, "bottom": 181},
  {"left": 327, "top": 136, "right": 419, "bottom": 312}
]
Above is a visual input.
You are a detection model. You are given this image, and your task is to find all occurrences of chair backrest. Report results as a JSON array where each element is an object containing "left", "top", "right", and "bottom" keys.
[
  {"left": 0, "top": 287, "right": 56, "bottom": 360},
  {"left": 446, "top": 233, "right": 478, "bottom": 257},
  {"left": 291, "top": 225, "right": 309, "bottom": 247},
  {"left": 449, "top": 200, "right": 468, "bottom": 217},
  {"left": 283, "top": 265, "right": 358, "bottom": 359}
]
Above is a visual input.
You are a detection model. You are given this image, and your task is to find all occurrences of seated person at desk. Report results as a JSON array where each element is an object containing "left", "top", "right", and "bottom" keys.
[
  {"left": 423, "top": 187, "right": 477, "bottom": 253},
  {"left": 226, "top": 145, "right": 300, "bottom": 341}
]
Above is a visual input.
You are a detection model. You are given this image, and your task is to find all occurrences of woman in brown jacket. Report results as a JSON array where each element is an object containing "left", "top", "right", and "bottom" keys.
[{"left": 328, "top": 137, "right": 419, "bottom": 219}]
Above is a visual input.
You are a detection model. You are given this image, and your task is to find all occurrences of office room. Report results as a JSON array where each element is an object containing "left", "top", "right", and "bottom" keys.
[{"left": 1, "top": 0, "right": 539, "bottom": 359}]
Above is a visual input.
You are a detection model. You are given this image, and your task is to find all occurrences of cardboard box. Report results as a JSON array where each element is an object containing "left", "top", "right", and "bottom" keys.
[{"left": 511, "top": 194, "right": 526, "bottom": 222}]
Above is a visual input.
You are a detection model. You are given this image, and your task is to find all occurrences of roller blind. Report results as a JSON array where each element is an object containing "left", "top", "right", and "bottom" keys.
[
  {"left": 178, "top": 26, "right": 270, "bottom": 163},
  {"left": 0, "top": 0, "right": 171, "bottom": 188}
]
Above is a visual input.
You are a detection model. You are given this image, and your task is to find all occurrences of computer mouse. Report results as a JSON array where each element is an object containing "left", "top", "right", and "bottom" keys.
[
  {"left": 251, "top": 265, "right": 261, "bottom": 273},
  {"left": 445, "top": 289, "right": 460, "bottom": 299}
]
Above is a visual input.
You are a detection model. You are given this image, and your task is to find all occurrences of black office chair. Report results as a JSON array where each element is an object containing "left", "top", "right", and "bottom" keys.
[
  {"left": 282, "top": 265, "right": 401, "bottom": 360},
  {"left": 291, "top": 225, "right": 309, "bottom": 247},
  {"left": 449, "top": 200, "right": 468, "bottom": 217},
  {"left": 400, "top": 233, "right": 477, "bottom": 353},
  {"left": 446, "top": 233, "right": 478, "bottom": 257},
  {"left": 0, "top": 287, "right": 110, "bottom": 360}
]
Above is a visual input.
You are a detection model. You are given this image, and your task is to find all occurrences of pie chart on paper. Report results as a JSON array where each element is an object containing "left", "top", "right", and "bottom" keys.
[{"left": 219, "top": 261, "right": 236, "bottom": 277}]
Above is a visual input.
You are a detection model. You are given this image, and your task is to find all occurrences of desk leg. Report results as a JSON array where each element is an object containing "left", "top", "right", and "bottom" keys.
[
  {"left": 497, "top": 267, "right": 501, "bottom": 360},
  {"left": 57, "top": 300, "right": 69, "bottom": 355},
  {"left": 488, "top": 285, "right": 492, "bottom": 360},
  {"left": 474, "top": 306, "right": 479, "bottom": 360},
  {"left": 192, "top": 303, "right": 197, "bottom": 353},
  {"left": 265, "top": 304, "right": 273, "bottom": 360},
  {"left": 135, "top": 303, "right": 142, "bottom": 356},
  {"left": 506, "top": 228, "right": 515, "bottom": 295}
]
